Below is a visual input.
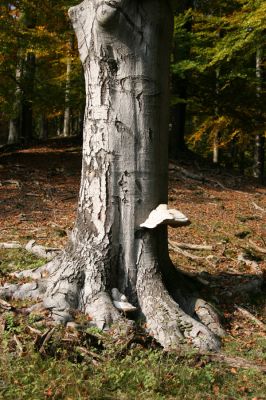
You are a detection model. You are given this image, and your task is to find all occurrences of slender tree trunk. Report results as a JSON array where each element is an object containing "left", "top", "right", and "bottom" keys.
[
  {"left": 63, "top": 36, "right": 75, "bottom": 137},
  {"left": 8, "top": 120, "right": 19, "bottom": 145},
  {"left": 213, "top": 68, "right": 220, "bottom": 164},
  {"left": 21, "top": 52, "right": 36, "bottom": 143},
  {"left": 56, "top": 116, "right": 62, "bottom": 136},
  {"left": 8, "top": 66, "right": 21, "bottom": 144},
  {"left": 213, "top": 136, "right": 219, "bottom": 164},
  {"left": 1, "top": 0, "right": 222, "bottom": 351},
  {"left": 169, "top": 74, "right": 188, "bottom": 158},
  {"left": 78, "top": 108, "right": 84, "bottom": 137},
  {"left": 39, "top": 114, "right": 48, "bottom": 140},
  {"left": 253, "top": 48, "right": 265, "bottom": 181},
  {"left": 63, "top": 56, "right": 72, "bottom": 137}
]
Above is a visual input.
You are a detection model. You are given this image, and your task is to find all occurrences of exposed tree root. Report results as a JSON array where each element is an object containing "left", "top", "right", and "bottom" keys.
[
  {"left": 0, "top": 251, "right": 224, "bottom": 352},
  {"left": 0, "top": 281, "right": 46, "bottom": 301},
  {"left": 248, "top": 239, "right": 266, "bottom": 254},
  {"left": 207, "top": 353, "right": 266, "bottom": 373},
  {"left": 137, "top": 274, "right": 221, "bottom": 352},
  {"left": 11, "top": 258, "right": 59, "bottom": 280},
  {"left": 83, "top": 292, "right": 122, "bottom": 330},
  {"left": 193, "top": 299, "right": 225, "bottom": 337},
  {"left": 161, "top": 261, "right": 225, "bottom": 339},
  {"left": 0, "top": 240, "right": 62, "bottom": 260},
  {"left": 235, "top": 305, "right": 265, "bottom": 330},
  {"left": 169, "top": 241, "right": 214, "bottom": 251}
]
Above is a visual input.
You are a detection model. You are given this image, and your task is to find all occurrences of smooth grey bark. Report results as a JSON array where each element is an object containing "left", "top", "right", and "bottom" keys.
[{"left": 0, "top": 0, "right": 222, "bottom": 351}]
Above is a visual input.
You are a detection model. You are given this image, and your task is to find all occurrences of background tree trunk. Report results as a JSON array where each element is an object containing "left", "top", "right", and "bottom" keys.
[
  {"left": 253, "top": 47, "right": 265, "bottom": 182},
  {"left": 21, "top": 52, "right": 35, "bottom": 143},
  {"left": 169, "top": 60, "right": 188, "bottom": 158},
  {"left": 8, "top": 66, "right": 22, "bottom": 144},
  {"left": 39, "top": 114, "right": 48, "bottom": 140},
  {"left": 169, "top": 0, "right": 193, "bottom": 159},
  {"left": 63, "top": 41, "right": 73, "bottom": 137}
]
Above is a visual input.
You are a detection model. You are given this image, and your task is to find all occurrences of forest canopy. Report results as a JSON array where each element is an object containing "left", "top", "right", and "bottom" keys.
[{"left": 0, "top": 0, "right": 265, "bottom": 177}]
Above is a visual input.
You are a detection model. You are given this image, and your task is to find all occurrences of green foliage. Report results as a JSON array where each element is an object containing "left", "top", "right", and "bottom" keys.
[
  {"left": 0, "top": 0, "right": 84, "bottom": 135},
  {"left": 172, "top": 0, "right": 265, "bottom": 169},
  {"left": 0, "top": 0, "right": 264, "bottom": 167}
]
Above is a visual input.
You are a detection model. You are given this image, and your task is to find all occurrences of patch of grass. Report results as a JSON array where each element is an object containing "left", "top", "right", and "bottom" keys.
[
  {"left": 0, "top": 320, "right": 265, "bottom": 400},
  {"left": 0, "top": 248, "right": 46, "bottom": 276},
  {"left": 0, "top": 343, "right": 265, "bottom": 399},
  {"left": 223, "top": 334, "right": 266, "bottom": 363}
]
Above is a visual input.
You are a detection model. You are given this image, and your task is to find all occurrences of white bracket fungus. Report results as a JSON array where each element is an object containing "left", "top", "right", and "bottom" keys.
[
  {"left": 111, "top": 288, "right": 137, "bottom": 312},
  {"left": 140, "top": 204, "right": 190, "bottom": 229}
]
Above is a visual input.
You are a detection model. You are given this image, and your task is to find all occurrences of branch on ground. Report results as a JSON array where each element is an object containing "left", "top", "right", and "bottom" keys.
[{"left": 248, "top": 239, "right": 266, "bottom": 255}]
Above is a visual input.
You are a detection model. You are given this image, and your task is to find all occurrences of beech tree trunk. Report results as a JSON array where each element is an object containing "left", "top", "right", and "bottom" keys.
[{"left": 1, "top": 0, "right": 222, "bottom": 351}]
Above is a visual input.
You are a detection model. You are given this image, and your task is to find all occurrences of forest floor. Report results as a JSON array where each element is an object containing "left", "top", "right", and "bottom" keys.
[{"left": 0, "top": 139, "right": 265, "bottom": 400}]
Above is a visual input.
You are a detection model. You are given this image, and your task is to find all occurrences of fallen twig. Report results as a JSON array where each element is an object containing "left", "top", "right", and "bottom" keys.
[
  {"left": 169, "top": 242, "right": 205, "bottom": 261},
  {"left": 1, "top": 179, "right": 20, "bottom": 188},
  {"left": 0, "top": 317, "right": 5, "bottom": 333},
  {"left": 205, "top": 178, "right": 227, "bottom": 190},
  {"left": 76, "top": 346, "right": 104, "bottom": 361},
  {"left": 235, "top": 306, "right": 265, "bottom": 330},
  {"left": 169, "top": 241, "right": 213, "bottom": 251},
  {"left": 36, "top": 327, "right": 56, "bottom": 354},
  {"left": 0, "top": 298, "right": 13, "bottom": 310},
  {"left": 25, "top": 193, "right": 42, "bottom": 197},
  {"left": 237, "top": 253, "right": 261, "bottom": 274},
  {"left": 169, "top": 164, "right": 204, "bottom": 181},
  {"left": 14, "top": 334, "right": 23, "bottom": 355},
  {"left": 206, "top": 353, "right": 266, "bottom": 373},
  {"left": 169, "top": 240, "right": 217, "bottom": 267},
  {"left": 0, "top": 242, "right": 22, "bottom": 249},
  {"left": 27, "top": 325, "right": 43, "bottom": 336},
  {"left": 248, "top": 240, "right": 266, "bottom": 255},
  {"left": 0, "top": 298, "right": 38, "bottom": 316},
  {"left": 169, "top": 163, "right": 228, "bottom": 189},
  {"left": 252, "top": 202, "right": 266, "bottom": 213}
]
